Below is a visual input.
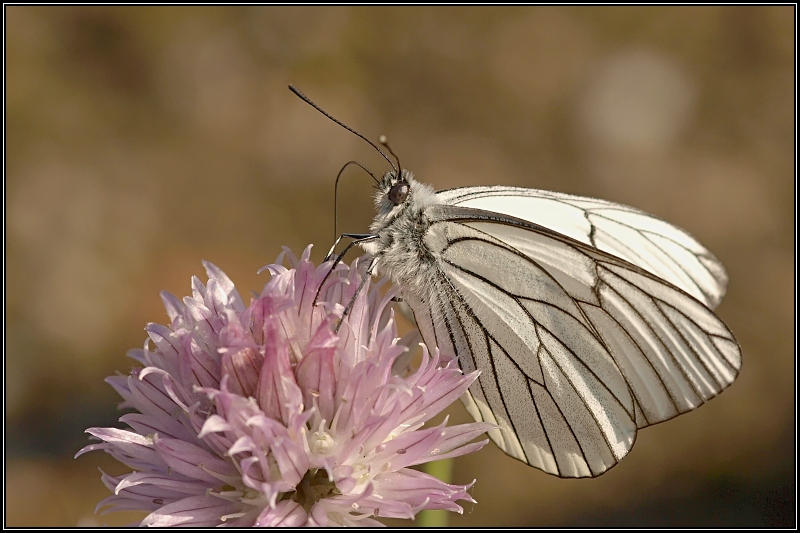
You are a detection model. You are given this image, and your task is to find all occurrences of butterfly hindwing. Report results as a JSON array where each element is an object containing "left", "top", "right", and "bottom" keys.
[{"left": 410, "top": 213, "right": 638, "bottom": 477}]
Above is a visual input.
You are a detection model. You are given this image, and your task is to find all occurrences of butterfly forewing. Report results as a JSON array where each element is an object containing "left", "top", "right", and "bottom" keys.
[{"left": 436, "top": 186, "right": 728, "bottom": 309}]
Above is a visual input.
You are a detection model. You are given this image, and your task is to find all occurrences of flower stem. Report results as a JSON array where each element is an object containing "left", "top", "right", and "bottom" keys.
[{"left": 417, "top": 458, "right": 454, "bottom": 527}]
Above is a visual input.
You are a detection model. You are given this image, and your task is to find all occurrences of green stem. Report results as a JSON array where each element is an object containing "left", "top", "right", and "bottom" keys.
[{"left": 416, "top": 458, "right": 454, "bottom": 527}]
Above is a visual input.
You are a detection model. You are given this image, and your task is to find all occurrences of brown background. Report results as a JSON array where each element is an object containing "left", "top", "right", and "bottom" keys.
[{"left": 6, "top": 6, "right": 794, "bottom": 527}]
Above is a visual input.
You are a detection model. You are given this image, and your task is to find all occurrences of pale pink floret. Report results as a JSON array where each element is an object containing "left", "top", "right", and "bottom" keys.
[{"left": 77, "top": 246, "right": 491, "bottom": 526}]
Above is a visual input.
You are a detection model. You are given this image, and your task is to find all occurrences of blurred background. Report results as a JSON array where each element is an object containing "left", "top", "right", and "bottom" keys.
[{"left": 6, "top": 6, "right": 794, "bottom": 527}]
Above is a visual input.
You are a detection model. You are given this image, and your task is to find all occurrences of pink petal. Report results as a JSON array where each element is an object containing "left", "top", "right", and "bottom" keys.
[
  {"left": 154, "top": 436, "right": 236, "bottom": 484},
  {"left": 126, "top": 371, "right": 183, "bottom": 421},
  {"left": 373, "top": 424, "right": 446, "bottom": 471},
  {"left": 294, "top": 338, "right": 337, "bottom": 422},
  {"left": 141, "top": 495, "right": 239, "bottom": 527},
  {"left": 84, "top": 428, "right": 162, "bottom": 469},
  {"left": 196, "top": 414, "right": 232, "bottom": 439},
  {"left": 160, "top": 291, "right": 185, "bottom": 326},
  {"left": 373, "top": 469, "right": 473, "bottom": 512},
  {"left": 115, "top": 471, "right": 210, "bottom": 497},
  {"left": 256, "top": 325, "right": 303, "bottom": 424},
  {"left": 184, "top": 335, "right": 222, "bottom": 389},
  {"left": 221, "top": 345, "right": 262, "bottom": 398},
  {"left": 202, "top": 260, "right": 245, "bottom": 313},
  {"left": 254, "top": 500, "right": 308, "bottom": 526},
  {"left": 410, "top": 423, "right": 495, "bottom": 465},
  {"left": 145, "top": 323, "right": 181, "bottom": 363},
  {"left": 119, "top": 412, "right": 196, "bottom": 443}
]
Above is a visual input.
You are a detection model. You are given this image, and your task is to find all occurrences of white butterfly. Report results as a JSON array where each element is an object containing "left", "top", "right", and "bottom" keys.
[
  {"left": 289, "top": 85, "right": 741, "bottom": 478},
  {"left": 357, "top": 170, "right": 741, "bottom": 478}
]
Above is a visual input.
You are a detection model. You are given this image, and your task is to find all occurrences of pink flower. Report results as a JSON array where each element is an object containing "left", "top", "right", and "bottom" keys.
[{"left": 77, "top": 246, "right": 492, "bottom": 526}]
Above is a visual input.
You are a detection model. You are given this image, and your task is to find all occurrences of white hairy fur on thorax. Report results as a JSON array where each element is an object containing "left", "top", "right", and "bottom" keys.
[{"left": 359, "top": 170, "right": 442, "bottom": 292}]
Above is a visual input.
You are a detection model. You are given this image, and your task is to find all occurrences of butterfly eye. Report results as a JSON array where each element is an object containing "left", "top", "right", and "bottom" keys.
[{"left": 388, "top": 182, "right": 409, "bottom": 205}]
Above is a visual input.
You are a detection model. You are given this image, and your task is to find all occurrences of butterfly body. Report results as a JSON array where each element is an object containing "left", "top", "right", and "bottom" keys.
[
  {"left": 360, "top": 169, "right": 741, "bottom": 478},
  {"left": 361, "top": 171, "right": 438, "bottom": 290}
]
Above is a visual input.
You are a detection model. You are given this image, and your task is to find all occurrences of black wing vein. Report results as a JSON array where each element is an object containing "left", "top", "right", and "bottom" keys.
[{"left": 444, "top": 256, "right": 633, "bottom": 457}]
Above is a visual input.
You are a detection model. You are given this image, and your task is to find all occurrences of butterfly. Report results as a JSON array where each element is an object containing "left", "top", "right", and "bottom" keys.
[{"left": 291, "top": 85, "right": 742, "bottom": 478}]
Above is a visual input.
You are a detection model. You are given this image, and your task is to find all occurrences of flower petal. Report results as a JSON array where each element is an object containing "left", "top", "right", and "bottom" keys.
[
  {"left": 154, "top": 436, "right": 237, "bottom": 484},
  {"left": 141, "top": 495, "right": 240, "bottom": 527},
  {"left": 254, "top": 500, "right": 308, "bottom": 526},
  {"left": 257, "top": 324, "right": 304, "bottom": 424}
]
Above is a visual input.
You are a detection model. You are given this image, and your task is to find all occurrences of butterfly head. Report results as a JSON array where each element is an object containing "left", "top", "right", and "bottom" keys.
[
  {"left": 388, "top": 176, "right": 410, "bottom": 206},
  {"left": 374, "top": 169, "right": 411, "bottom": 214},
  {"left": 371, "top": 169, "right": 440, "bottom": 232}
]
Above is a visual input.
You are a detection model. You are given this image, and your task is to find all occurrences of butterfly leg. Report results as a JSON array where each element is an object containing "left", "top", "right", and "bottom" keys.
[
  {"left": 313, "top": 234, "right": 379, "bottom": 308},
  {"left": 324, "top": 233, "right": 376, "bottom": 262}
]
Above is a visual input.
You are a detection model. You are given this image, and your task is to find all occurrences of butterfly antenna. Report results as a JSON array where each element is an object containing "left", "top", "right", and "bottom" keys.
[
  {"left": 289, "top": 85, "right": 396, "bottom": 172},
  {"left": 379, "top": 135, "right": 403, "bottom": 175},
  {"left": 334, "top": 160, "right": 380, "bottom": 242}
]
